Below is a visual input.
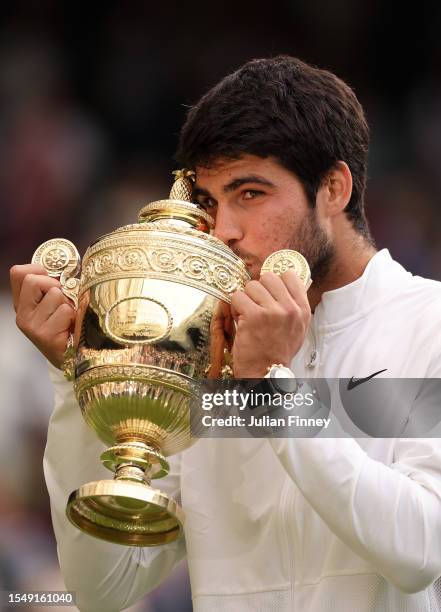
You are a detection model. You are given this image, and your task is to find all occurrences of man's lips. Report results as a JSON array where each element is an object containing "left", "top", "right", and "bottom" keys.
[
  {"left": 229, "top": 251, "right": 260, "bottom": 275},
  {"left": 243, "top": 261, "right": 262, "bottom": 280},
  {"left": 242, "top": 261, "right": 256, "bottom": 272},
  {"left": 232, "top": 253, "right": 254, "bottom": 267}
]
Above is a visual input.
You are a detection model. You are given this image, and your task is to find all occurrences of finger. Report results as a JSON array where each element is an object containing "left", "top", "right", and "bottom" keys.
[
  {"left": 259, "top": 272, "right": 296, "bottom": 308},
  {"left": 44, "top": 303, "right": 76, "bottom": 336},
  {"left": 230, "top": 289, "right": 260, "bottom": 320},
  {"left": 10, "top": 264, "right": 48, "bottom": 311},
  {"left": 18, "top": 274, "right": 62, "bottom": 319},
  {"left": 219, "top": 302, "right": 234, "bottom": 340},
  {"left": 32, "top": 286, "right": 73, "bottom": 328},
  {"left": 211, "top": 301, "right": 233, "bottom": 342},
  {"left": 280, "top": 269, "right": 310, "bottom": 312},
  {"left": 243, "top": 280, "right": 275, "bottom": 308}
]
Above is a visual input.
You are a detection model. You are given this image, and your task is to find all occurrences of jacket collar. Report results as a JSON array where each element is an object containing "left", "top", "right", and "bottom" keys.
[{"left": 313, "top": 249, "right": 410, "bottom": 329}]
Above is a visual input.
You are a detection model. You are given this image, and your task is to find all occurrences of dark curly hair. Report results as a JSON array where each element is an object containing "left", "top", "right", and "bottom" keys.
[{"left": 176, "top": 55, "right": 372, "bottom": 239}]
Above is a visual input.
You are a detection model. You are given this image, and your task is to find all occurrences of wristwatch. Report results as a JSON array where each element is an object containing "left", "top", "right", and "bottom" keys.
[
  {"left": 249, "top": 363, "right": 298, "bottom": 401},
  {"left": 264, "top": 364, "right": 298, "bottom": 394}
]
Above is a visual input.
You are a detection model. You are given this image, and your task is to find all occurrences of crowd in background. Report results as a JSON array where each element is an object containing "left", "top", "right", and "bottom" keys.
[{"left": 1, "top": 1, "right": 441, "bottom": 609}]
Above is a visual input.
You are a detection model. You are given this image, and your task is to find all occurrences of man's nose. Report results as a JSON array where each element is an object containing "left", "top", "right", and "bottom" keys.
[{"left": 212, "top": 204, "right": 243, "bottom": 246}]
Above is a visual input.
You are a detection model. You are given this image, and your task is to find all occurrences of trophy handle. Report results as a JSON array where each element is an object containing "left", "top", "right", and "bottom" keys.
[
  {"left": 32, "top": 238, "right": 81, "bottom": 308},
  {"left": 32, "top": 239, "right": 81, "bottom": 380}
]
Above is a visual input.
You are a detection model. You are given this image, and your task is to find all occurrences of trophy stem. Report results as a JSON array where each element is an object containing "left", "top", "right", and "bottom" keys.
[
  {"left": 115, "top": 463, "right": 151, "bottom": 485},
  {"left": 100, "top": 440, "right": 170, "bottom": 481}
]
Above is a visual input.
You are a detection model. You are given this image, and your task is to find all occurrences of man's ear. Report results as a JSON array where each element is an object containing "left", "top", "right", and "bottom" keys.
[{"left": 316, "top": 161, "right": 353, "bottom": 217}]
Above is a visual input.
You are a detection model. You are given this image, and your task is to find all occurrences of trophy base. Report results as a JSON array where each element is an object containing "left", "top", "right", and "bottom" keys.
[{"left": 66, "top": 479, "right": 184, "bottom": 546}]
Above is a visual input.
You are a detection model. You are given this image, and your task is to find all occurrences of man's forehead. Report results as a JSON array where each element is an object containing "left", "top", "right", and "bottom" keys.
[
  {"left": 195, "top": 157, "right": 249, "bottom": 179},
  {"left": 194, "top": 155, "right": 278, "bottom": 187}
]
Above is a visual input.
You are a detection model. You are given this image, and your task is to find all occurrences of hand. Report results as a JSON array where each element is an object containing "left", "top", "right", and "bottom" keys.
[
  {"left": 207, "top": 301, "right": 234, "bottom": 378},
  {"left": 10, "top": 264, "right": 76, "bottom": 368},
  {"left": 230, "top": 270, "right": 311, "bottom": 378}
]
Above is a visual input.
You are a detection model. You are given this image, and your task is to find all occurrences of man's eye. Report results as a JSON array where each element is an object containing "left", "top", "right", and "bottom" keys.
[
  {"left": 242, "top": 190, "right": 262, "bottom": 200},
  {"left": 196, "top": 197, "right": 216, "bottom": 210}
]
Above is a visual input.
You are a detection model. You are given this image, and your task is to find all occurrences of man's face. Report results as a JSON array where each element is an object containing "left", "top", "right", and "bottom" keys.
[{"left": 194, "top": 154, "right": 334, "bottom": 281}]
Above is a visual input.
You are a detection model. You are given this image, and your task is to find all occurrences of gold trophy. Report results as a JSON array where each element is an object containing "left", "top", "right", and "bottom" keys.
[{"left": 33, "top": 170, "right": 251, "bottom": 546}]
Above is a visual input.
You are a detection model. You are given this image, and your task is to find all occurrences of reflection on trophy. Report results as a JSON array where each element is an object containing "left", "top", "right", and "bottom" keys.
[{"left": 33, "top": 170, "right": 251, "bottom": 546}]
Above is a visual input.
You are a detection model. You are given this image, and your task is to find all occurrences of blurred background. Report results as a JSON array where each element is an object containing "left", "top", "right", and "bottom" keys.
[{"left": 1, "top": 1, "right": 441, "bottom": 610}]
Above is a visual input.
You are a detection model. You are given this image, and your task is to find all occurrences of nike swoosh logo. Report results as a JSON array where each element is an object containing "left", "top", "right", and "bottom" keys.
[{"left": 347, "top": 369, "right": 388, "bottom": 390}]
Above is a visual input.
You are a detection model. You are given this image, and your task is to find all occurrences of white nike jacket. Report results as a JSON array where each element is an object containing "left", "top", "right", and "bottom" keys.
[{"left": 44, "top": 249, "right": 441, "bottom": 611}]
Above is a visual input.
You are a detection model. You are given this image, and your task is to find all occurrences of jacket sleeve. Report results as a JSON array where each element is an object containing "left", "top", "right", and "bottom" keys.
[
  {"left": 43, "top": 364, "right": 186, "bottom": 612},
  {"left": 268, "top": 427, "right": 441, "bottom": 594}
]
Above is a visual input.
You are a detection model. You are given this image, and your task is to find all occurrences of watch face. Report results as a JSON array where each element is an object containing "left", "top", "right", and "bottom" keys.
[
  {"left": 272, "top": 366, "right": 294, "bottom": 378},
  {"left": 270, "top": 367, "right": 297, "bottom": 393}
]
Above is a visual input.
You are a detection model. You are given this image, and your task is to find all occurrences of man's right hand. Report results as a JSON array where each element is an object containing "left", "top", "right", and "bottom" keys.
[{"left": 10, "top": 264, "right": 76, "bottom": 368}]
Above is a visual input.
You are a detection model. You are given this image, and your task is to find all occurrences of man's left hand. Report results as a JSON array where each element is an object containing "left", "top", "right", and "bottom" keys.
[{"left": 230, "top": 270, "right": 311, "bottom": 378}]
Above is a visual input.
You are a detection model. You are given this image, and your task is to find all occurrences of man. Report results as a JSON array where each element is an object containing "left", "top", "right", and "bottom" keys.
[{"left": 10, "top": 56, "right": 441, "bottom": 611}]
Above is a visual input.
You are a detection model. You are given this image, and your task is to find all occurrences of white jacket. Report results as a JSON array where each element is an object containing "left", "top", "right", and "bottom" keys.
[{"left": 44, "top": 249, "right": 441, "bottom": 611}]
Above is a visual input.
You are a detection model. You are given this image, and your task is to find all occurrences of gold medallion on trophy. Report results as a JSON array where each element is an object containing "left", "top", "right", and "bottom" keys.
[{"left": 261, "top": 249, "right": 312, "bottom": 289}]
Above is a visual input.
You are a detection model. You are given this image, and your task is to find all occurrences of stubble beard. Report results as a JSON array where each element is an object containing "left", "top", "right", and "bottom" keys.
[
  {"left": 231, "top": 209, "right": 335, "bottom": 282},
  {"left": 289, "top": 209, "right": 335, "bottom": 285}
]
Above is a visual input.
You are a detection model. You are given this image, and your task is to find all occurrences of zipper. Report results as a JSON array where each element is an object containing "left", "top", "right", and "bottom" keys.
[
  {"left": 280, "top": 477, "right": 298, "bottom": 608},
  {"left": 306, "top": 319, "right": 318, "bottom": 369}
]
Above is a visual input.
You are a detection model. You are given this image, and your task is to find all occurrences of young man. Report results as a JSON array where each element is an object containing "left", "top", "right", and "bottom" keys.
[{"left": 10, "top": 56, "right": 441, "bottom": 611}]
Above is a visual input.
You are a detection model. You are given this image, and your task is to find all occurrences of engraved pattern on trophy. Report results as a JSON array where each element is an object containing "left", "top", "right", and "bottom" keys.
[
  {"left": 32, "top": 238, "right": 81, "bottom": 308},
  {"left": 80, "top": 235, "right": 247, "bottom": 299},
  {"left": 104, "top": 296, "right": 174, "bottom": 345}
]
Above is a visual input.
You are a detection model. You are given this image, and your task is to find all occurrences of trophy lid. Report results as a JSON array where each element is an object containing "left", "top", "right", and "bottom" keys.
[{"left": 138, "top": 169, "right": 214, "bottom": 233}]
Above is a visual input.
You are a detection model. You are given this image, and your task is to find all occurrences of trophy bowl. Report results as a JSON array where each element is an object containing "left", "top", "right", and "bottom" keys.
[{"left": 33, "top": 170, "right": 250, "bottom": 546}]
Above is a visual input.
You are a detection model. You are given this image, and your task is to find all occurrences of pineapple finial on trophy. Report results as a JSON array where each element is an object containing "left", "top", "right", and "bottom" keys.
[
  {"left": 170, "top": 168, "right": 195, "bottom": 202},
  {"left": 138, "top": 168, "right": 213, "bottom": 231}
]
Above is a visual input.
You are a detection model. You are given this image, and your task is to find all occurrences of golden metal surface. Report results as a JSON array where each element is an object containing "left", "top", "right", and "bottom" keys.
[
  {"left": 101, "top": 442, "right": 169, "bottom": 479},
  {"left": 32, "top": 169, "right": 251, "bottom": 546},
  {"left": 170, "top": 168, "right": 195, "bottom": 201},
  {"left": 62, "top": 336, "right": 76, "bottom": 381},
  {"left": 138, "top": 200, "right": 214, "bottom": 228},
  {"left": 32, "top": 238, "right": 81, "bottom": 307},
  {"left": 103, "top": 296, "right": 173, "bottom": 345},
  {"left": 261, "top": 249, "right": 312, "bottom": 288},
  {"left": 66, "top": 480, "right": 184, "bottom": 546},
  {"left": 32, "top": 238, "right": 80, "bottom": 278},
  {"left": 79, "top": 228, "right": 248, "bottom": 301}
]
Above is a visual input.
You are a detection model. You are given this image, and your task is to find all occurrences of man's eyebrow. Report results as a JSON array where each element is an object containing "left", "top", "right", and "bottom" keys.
[
  {"left": 192, "top": 175, "right": 276, "bottom": 201},
  {"left": 223, "top": 175, "right": 275, "bottom": 193}
]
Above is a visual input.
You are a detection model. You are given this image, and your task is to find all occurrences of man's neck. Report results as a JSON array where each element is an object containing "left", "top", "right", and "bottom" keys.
[{"left": 308, "top": 235, "right": 377, "bottom": 313}]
